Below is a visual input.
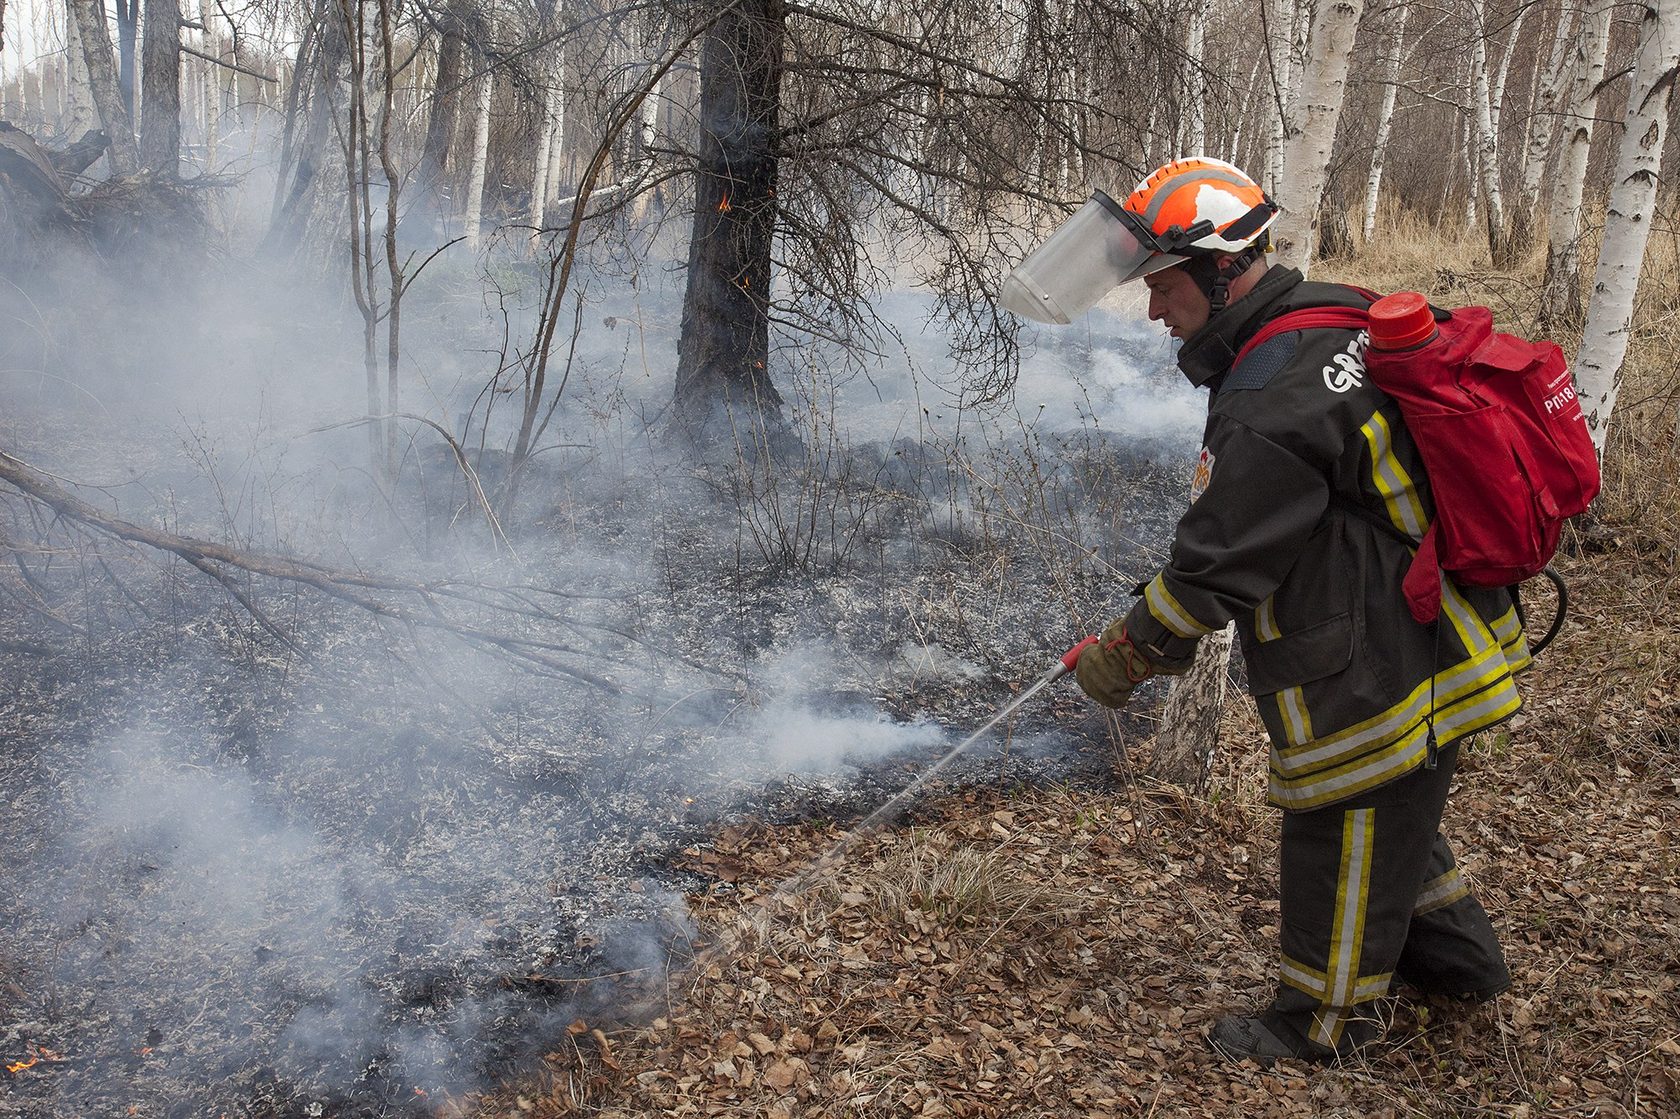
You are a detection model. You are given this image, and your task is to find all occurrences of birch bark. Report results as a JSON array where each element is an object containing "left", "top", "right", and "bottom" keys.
[
  {"left": 1468, "top": 0, "right": 1505, "bottom": 260},
  {"left": 1541, "top": 0, "right": 1613, "bottom": 327},
  {"left": 1185, "top": 0, "right": 1207, "bottom": 155},
  {"left": 1511, "top": 5, "right": 1578, "bottom": 254},
  {"left": 530, "top": 77, "right": 559, "bottom": 229},
  {"left": 1362, "top": 3, "right": 1408, "bottom": 241},
  {"left": 1573, "top": 0, "right": 1678, "bottom": 456},
  {"left": 1272, "top": 0, "right": 1365, "bottom": 272},
  {"left": 62, "top": 0, "right": 99, "bottom": 139},
  {"left": 68, "top": 0, "right": 140, "bottom": 172},
  {"left": 462, "top": 26, "right": 495, "bottom": 248}
]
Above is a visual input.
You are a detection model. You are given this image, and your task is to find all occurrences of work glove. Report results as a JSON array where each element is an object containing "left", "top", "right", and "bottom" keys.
[{"left": 1074, "top": 621, "right": 1158, "bottom": 709}]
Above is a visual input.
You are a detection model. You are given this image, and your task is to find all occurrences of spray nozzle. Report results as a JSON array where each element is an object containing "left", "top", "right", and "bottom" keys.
[{"left": 1059, "top": 636, "right": 1099, "bottom": 675}]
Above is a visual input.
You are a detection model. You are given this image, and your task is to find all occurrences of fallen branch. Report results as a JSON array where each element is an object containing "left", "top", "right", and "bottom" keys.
[{"left": 0, "top": 449, "right": 634, "bottom": 693}]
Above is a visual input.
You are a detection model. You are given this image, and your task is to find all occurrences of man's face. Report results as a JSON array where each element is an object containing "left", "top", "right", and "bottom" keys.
[{"left": 1144, "top": 263, "right": 1211, "bottom": 340}]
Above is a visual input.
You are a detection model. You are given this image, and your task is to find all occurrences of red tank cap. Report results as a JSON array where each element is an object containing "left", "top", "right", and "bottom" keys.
[{"left": 1368, "top": 291, "right": 1437, "bottom": 350}]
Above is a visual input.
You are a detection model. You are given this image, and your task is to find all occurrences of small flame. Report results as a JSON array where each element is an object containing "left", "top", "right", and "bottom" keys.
[
  {"left": 6, "top": 1058, "right": 38, "bottom": 1074},
  {"left": 717, "top": 193, "right": 731, "bottom": 213}
]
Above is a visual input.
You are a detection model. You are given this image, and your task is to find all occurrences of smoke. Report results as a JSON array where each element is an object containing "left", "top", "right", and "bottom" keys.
[{"left": 0, "top": 123, "right": 1201, "bottom": 1117}]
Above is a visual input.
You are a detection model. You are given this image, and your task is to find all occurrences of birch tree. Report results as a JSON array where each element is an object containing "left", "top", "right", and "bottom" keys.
[
  {"left": 1467, "top": 0, "right": 1506, "bottom": 262},
  {"left": 1184, "top": 0, "right": 1208, "bottom": 155},
  {"left": 1361, "top": 2, "right": 1408, "bottom": 241},
  {"left": 461, "top": 15, "right": 496, "bottom": 248},
  {"left": 1541, "top": 0, "right": 1613, "bottom": 327},
  {"left": 1272, "top": 0, "right": 1365, "bottom": 271},
  {"left": 68, "top": 0, "right": 140, "bottom": 172},
  {"left": 1510, "top": 3, "right": 1579, "bottom": 255},
  {"left": 62, "top": 1, "right": 99, "bottom": 141},
  {"left": 1573, "top": 0, "right": 1678, "bottom": 456}
]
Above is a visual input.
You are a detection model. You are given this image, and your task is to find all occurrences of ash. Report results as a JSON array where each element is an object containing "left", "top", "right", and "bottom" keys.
[{"left": 0, "top": 355, "right": 1195, "bottom": 1118}]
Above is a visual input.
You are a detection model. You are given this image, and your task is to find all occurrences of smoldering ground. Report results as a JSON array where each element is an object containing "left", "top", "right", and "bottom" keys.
[{"left": 0, "top": 206, "right": 1202, "bottom": 1116}]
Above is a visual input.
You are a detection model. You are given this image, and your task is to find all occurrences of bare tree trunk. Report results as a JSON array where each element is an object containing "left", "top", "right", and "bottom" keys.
[
  {"left": 1362, "top": 3, "right": 1408, "bottom": 241},
  {"left": 461, "top": 32, "right": 494, "bottom": 248},
  {"left": 671, "top": 0, "right": 786, "bottom": 442},
  {"left": 417, "top": 0, "right": 470, "bottom": 209},
  {"left": 62, "top": 0, "right": 100, "bottom": 141},
  {"left": 116, "top": 0, "right": 137, "bottom": 115},
  {"left": 1574, "top": 0, "right": 1677, "bottom": 457},
  {"left": 139, "top": 0, "right": 180, "bottom": 174},
  {"left": 198, "top": 0, "right": 216, "bottom": 169},
  {"left": 1468, "top": 0, "right": 1506, "bottom": 263},
  {"left": 1541, "top": 0, "right": 1613, "bottom": 328},
  {"left": 1273, "top": 0, "right": 1365, "bottom": 273},
  {"left": 1150, "top": 624, "right": 1229, "bottom": 789},
  {"left": 530, "top": 77, "right": 559, "bottom": 228},
  {"left": 1185, "top": 0, "right": 1208, "bottom": 154},
  {"left": 1510, "top": 5, "right": 1578, "bottom": 256},
  {"left": 68, "top": 0, "right": 140, "bottom": 173}
]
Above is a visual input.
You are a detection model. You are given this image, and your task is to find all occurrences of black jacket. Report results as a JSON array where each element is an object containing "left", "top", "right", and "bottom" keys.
[{"left": 1122, "top": 267, "right": 1529, "bottom": 810}]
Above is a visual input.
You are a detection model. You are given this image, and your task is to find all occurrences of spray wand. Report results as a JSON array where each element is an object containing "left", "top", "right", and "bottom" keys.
[{"left": 761, "top": 636, "right": 1099, "bottom": 903}]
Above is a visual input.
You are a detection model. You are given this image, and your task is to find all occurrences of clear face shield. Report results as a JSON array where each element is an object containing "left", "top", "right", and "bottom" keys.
[{"left": 998, "top": 191, "right": 1187, "bottom": 325}]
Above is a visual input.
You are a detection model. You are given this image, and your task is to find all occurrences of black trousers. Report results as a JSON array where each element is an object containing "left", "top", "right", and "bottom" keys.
[{"left": 1266, "top": 743, "right": 1510, "bottom": 1055}]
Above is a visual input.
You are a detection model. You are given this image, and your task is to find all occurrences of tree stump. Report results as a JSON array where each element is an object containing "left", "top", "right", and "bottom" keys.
[{"left": 1148, "top": 622, "right": 1232, "bottom": 790}]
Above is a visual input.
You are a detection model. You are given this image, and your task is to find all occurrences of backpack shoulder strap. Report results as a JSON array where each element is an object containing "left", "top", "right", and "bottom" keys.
[{"left": 1233, "top": 306, "right": 1371, "bottom": 368}]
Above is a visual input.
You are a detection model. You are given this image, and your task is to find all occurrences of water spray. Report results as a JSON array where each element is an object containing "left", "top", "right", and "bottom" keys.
[{"left": 747, "top": 636, "right": 1099, "bottom": 912}]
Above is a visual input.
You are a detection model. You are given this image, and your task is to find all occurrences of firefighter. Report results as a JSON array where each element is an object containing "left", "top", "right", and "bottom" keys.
[{"left": 1002, "top": 157, "right": 1524, "bottom": 1063}]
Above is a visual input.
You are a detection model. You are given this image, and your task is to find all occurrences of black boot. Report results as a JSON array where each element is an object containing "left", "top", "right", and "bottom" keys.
[{"left": 1207, "top": 1012, "right": 1340, "bottom": 1066}]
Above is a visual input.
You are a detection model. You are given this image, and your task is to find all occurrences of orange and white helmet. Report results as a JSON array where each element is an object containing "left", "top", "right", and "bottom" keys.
[
  {"left": 1112, "top": 157, "right": 1278, "bottom": 283},
  {"left": 1000, "top": 157, "right": 1277, "bottom": 324}
]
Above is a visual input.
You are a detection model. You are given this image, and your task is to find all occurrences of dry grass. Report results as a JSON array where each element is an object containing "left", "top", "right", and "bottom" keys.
[{"left": 474, "top": 214, "right": 1680, "bottom": 1119}]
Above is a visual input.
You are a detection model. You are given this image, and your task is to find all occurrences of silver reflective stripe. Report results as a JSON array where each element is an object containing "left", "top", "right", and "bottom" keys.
[{"left": 1414, "top": 866, "right": 1469, "bottom": 916}]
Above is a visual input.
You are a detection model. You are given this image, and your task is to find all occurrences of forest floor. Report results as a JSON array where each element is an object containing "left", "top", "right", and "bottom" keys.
[{"left": 471, "top": 234, "right": 1680, "bottom": 1119}]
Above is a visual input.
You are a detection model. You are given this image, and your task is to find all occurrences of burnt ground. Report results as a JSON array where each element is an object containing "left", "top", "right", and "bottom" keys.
[
  {"left": 0, "top": 405, "right": 1192, "bottom": 1119},
  {"left": 470, "top": 517, "right": 1680, "bottom": 1119}
]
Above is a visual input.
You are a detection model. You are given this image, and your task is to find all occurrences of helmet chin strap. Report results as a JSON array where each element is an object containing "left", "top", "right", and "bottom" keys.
[{"left": 1184, "top": 243, "right": 1268, "bottom": 314}]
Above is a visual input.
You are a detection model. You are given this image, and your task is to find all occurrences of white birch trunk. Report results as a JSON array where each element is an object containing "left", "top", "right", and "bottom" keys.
[
  {"left": 1362, "top": 4, "right": 1409, "bottom": 241},
  {"left": 198, "top": 0, "right": 216, "bottom": 169},
  {"left": 1266, "top": 0, "right": 1304, "bottom": 194},
  {"left": 63, "top": 0, "right": 99, "bottom": 139},
  {"left": 1468, "top": 0, "right": 1505, "bottom": 256},
  {"left": 1542, "top": 0, "right": 1613, "bottom": 325},
  {"left": 1513, "top": 6, "right": 1579, "bottom": 248},
  {"left": 530, "top": 78, "right": 558, "bottom": 229},
  {"left": 1273, "top": 0, "right": 1366, "bottom": 274},
  {"left": 68, "top": 0, "right": 140, "bottom": 172},
  {"left": 462, "top": 39, "right": 494, "bottom": 249},
  {"left": 1185, "top": 0, "right": 1208, "bottom": 155},
  {"left": 1573, "top": 0, "right": 1678, "bottom": 456}
]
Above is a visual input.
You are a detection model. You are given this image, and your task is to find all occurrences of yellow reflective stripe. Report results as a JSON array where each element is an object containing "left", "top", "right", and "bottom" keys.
[
  {"left": 1283, "top": 957, "right": 1389, "bottom": 1004},
  {"left": 1354, "top": 972, "right": 1393, "bottom": 1003},
  {"left": 1491, "top": 606, "right": 1533, "bottom": 673},
  {"left": 1277, "top": 686, "right": 1314, "bottom": 747},
  {"left": 1272, "top": 644, "right": 1512, "bottom": 776},
  {"left": 1440, "top": 578, "right": 1495, "bottom": 656},
  {"left": 1281, "top": 954, "right": 1328, "bottom": 996},
  {"left": 1256, "top": 596, "right": 1282, "bottom": 642},
  {"left": 1145, "top": 575, "right": 1213, "bottom": 639},
  {"left": 1414, "top": 867, "right": 1470, "bottom": 916},
  {"left": 1270, "top": 674, "right": 1522, "bottom": 809},
  {"left": 1359, "top": 410, "right": 1428, "bottom": 538},
  {"left": 1312, "top": 808, "right": 1375, "bottom": 1050}
]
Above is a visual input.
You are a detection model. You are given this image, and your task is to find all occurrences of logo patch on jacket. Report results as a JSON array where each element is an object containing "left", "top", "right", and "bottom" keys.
[
  {"left": 1190, "top": 446, "right": 1215, "bottom": 502},
  {"left": 1322, "top": 331, "right": 1369, "bottom": 393}
]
